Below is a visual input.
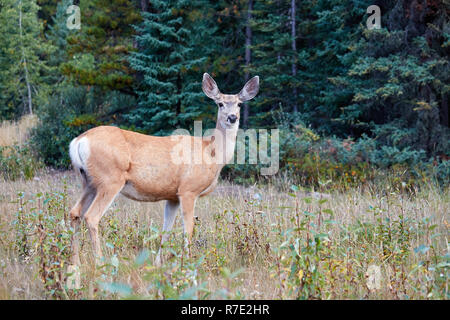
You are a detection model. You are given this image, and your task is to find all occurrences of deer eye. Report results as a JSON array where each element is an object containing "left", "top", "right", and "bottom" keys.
[
  {"left": 237, "top": 103, "right": 243, "bottom": 108},
  {"left": 218, "top": 103, "right": 224, "bottom": 108}
]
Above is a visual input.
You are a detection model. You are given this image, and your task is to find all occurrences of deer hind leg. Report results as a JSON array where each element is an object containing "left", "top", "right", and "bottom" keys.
[
  {"left": 179, "top": 193, "right": 197, "bottom": 258},
  {"left": 69, "top": 184, "right": 96, "bottom": 266},
  {"left": 155, "top": 199, "right": 180, "bottom": 266},
  {"left": 68, "top": 183, "right": 96, "bottom": 289},
  {"left": 83, "top": 181, "right": 124, "bottom": 264}
]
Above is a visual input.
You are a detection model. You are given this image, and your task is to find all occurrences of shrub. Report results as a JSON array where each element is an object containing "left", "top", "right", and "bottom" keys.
[
  {"left": 31, "top": 86, "right": 136, "bottom": 168},
  {"left": 31, "top": 87, "right": 100, "bottom": 168},
  {"left": 13, "top": 187, "right": 72, "bottom": 299},
  {"left": 0, "top": 143, "right": 42, "bottom": 181}
]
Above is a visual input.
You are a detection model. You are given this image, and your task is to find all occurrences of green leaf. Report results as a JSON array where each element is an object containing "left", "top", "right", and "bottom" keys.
[
  {"left": 414, "top": 245, "right": 430, "bottom": 255},
  {"left": 303, "top": 197, "right": 312, "bottom": 204},
  {"left": 100, "top": 282, "right": 132, "bottom": 297},
  {"left": 105, "top": 242, "right": 114, "bottom": 249},
  {"left": 111, "top": 255, "right": 119, "bottom": 268},
  {"left": 135, "top": 249, "right": 149, "bottom": 266}
]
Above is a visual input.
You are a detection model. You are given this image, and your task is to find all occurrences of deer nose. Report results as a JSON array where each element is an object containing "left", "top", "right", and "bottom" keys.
[{"left": 227, "top": 114, "right": 237, "bottom": 123}]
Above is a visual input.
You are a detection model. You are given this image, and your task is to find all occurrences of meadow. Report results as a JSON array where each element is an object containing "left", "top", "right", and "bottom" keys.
[
  {"left": 0, "top": 0, "right": 448, "bottom": 301},
  {"left": 0, "top": 170, "right": 448, "bottom": 300},
  {"left": 0, "top": 116, "right": 448, "bottom": 300}
]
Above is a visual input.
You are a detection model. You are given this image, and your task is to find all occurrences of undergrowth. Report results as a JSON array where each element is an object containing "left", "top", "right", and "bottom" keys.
[{"left": 0, "top": 175, "right": 447, "bottom": 300}]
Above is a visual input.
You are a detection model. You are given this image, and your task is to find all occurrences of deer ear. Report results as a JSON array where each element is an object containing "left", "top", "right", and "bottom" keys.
[
  {"left": 202, "top": 73, "right": 220, "bottom": 99},
  {"left": 238, "top": 76, "right": 259, "bottom": 101}
]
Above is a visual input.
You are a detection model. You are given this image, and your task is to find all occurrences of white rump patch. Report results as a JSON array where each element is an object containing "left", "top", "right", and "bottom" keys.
[{"left": 69, "top": 136, "right": 90, "bottom": 170}]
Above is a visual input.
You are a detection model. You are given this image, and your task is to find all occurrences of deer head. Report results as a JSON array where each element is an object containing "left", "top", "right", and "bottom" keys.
[{"left": 202, "top": 73, "right": 259, "bottom": 130}]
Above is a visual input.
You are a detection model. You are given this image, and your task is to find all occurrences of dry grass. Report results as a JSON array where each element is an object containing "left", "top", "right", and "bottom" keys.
[
  {"left": 0, "top": 114, "right": 37, "bottom": 147},
  {"left": 0, "top": 171, "right": 448, "bottom": 300}
]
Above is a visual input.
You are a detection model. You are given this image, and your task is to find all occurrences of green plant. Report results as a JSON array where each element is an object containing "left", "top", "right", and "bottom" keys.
[
  {"left": 13, "top": 185, "right": 72, "bottom": 299},
  {"left": 0, "top": 143, "right": 41, "bottom": 180},
  {"left": 1, "top": 172, "right": 447, "bottom": 300},
  {"left": 270, "top": 187, "right": 449, "bottom": 299}
]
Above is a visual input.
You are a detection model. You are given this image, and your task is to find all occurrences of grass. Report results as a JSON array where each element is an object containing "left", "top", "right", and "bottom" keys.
[
  {"left": 0, "top": 114, "right": 37, "bottom": 147},
  {"left": 0, "top": 171, "right": 448, "bottom": 300},
  {"left": 0, "top": 115, "right": 41, "bottom": 181}
]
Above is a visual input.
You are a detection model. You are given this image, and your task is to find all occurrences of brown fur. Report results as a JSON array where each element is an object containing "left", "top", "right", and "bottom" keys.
[{"left": 68, "top": 73, "right": 259, "bottom": 270}]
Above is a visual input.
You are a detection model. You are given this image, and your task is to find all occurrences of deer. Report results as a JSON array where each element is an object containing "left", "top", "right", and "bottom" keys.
[{"left": 66, "top": 73, "right": 259, "bottom": 288}]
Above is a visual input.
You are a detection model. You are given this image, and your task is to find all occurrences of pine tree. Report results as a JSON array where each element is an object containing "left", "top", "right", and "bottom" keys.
[
  {"left": 331, "top": 0, "right": 449, "bottom": 159},
  {"left": 36, "top": 0, "right": 59, "bottom": 29},
  {"left": 61, "top": 0, "right": 142, "bottom": 95},
  {"left": 290, "top": 0, "right": 371, "bottom": 136},
  {"left": 247, "top": 0, "right": 300, "bottom": 127},
  {"left": 127, "top": 0, "right": 218, "bottom": 134},
  {"left": 44, "top": 0, "right": 76, "bottom": 87},
  {"left": 0, "top": 0, "right": 53, "bottom": 118}
]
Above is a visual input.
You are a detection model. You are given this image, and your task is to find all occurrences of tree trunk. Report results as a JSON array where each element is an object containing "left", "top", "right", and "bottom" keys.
[
  {"left": 442, "top": 93, "right": 449, "bottom": 127},
  {"left": 291, "top": 0, "right": 298, "bottom": 113},
  {"left": 176, "top": 74, "right": 181, "bottom": 117},
  {"left": 19, "top": 1, "right": 32, "bottom": 115},
  {"left": 140, "top": 0, "right": 148, "bottom": 12},
  {"left": 243, "top": 0, "right": 253, "bottom": 127}
]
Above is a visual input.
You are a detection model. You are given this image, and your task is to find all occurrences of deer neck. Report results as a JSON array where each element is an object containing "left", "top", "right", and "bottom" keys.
[{"left": 214, "top": 120, "right": 239, "bottom": 165}]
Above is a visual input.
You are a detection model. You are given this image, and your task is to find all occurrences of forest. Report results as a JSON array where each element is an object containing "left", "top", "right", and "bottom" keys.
[
  {"left": 0, "top": 0, "right": 448, "bottom": 187},
  {"left": 0, "top": 0, "right": 448, "bottom": 300}
]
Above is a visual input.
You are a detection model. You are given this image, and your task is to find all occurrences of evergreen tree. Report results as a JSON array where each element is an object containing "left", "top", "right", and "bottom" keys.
[
  {"left": 0, "top": 0, "right": 446, "bottom": 171},
  {"left": 247, "top": 0, "right": 301, "bottom": 127},
  {"left": 36, "top": 0, "right": 59, "bottom": 29},
  {"left": 127, "top": 0, "right": 218, "bottom": 134},
  {"left": 331, "top": 0, "right": 449, "bottom": 160},
  {"left": 61, "top": 0, "right": 142, "bottom": 95},
  {"left": 44, "top": 0, "right": 75, "bottom": 87},
  {"left": 0, "top": 0, "right": 53, "bottom": 118},
  {"left": 292, "top": 0, "right": 372, "bottom": 136}
]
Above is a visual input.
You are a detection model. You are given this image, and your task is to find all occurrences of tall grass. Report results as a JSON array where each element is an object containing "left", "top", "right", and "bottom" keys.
[
  {"left": 0, "top": 172, "right": 448, "bottom": 299},
  {"left": 0, "top": 115, "right": 41, "bottom": 181},
  {"left": 0, "top": 115, "right": 37, "bottom": 147}
]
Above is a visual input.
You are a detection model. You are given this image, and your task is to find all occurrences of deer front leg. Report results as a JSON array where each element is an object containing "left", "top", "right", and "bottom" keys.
[
  {"left": 180, "top": 193, "right": 197, "bottom": 258},
  {"left": 155, "top": 199, "right": 180, "bottom": 266}
]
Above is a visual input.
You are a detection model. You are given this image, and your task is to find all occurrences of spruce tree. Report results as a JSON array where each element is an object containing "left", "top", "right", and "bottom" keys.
[
  {"left": 331, "top": 0, "right": 449, "bottom": 160},
  {"left": 61, "top": 0, "right": 141, "bottom": 95},
  {"left": 0, "top": 0, "right": 52, "bottom": 118},
  {"left": 44, "top": 0, "right": 75, "bottom": 87},
  {"left": 127, "top": 0, "right": 217, "bottom": 135},
  {"left": 247, "top": 0, "right": 301, "bottom": 127}
]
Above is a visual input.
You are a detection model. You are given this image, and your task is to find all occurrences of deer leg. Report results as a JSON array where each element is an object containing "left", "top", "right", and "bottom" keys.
[
  {"left": 179, "top": 194, "right": 197, "bottom": 258},
  {"left": 155, "top": 199, "right": 180, "bottom": 266},
  {"left": 69, "top": 185, "right": 96, "bottom": 266},
  {"left": 69, "top": 203, "right": 82, "bottom": 267},
  {"left": 83, "top": 182, "right": 124, "bottom": 264},
  {"left": 67, "top": 185, "right": 96, "bottom": 289}
]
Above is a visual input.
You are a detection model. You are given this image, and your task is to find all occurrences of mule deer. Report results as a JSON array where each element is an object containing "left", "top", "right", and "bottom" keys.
[{"left": 67, "top": 73, "right": 259, "bottom": 286}]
